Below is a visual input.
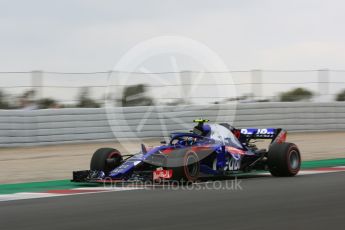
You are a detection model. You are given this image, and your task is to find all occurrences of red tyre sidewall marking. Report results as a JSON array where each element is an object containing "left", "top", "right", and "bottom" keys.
[
  {"left": 108, "top": 151, "right": 122, "bottom": 160},
  {"left": 183, "top": 151, "right": 200, "bottom": 181}
]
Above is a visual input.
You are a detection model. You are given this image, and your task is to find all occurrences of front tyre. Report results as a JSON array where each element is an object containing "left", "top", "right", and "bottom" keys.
[
  {"left": 167, "top": 150, "right": 200, "bottom": 182},
  {"left": 268, "top": 142, "right": 301, "bottom": 177},
  {"left": 90, "top": 148, "right": 123, "bottom": 174}
]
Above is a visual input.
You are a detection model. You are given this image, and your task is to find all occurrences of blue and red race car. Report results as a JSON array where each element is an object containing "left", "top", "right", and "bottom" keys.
[{"left": 72, "top": 119, "right": 301, "bottom": 183}]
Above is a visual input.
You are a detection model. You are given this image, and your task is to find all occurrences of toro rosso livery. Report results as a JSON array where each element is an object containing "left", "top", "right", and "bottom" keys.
[{"left": 72, "top": 119, "right": 301, "bottom": 183}]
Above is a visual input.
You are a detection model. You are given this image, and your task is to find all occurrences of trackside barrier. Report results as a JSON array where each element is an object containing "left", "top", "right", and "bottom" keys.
[{"left": 0, "top": 102, "right": 344, "bottom": 147}]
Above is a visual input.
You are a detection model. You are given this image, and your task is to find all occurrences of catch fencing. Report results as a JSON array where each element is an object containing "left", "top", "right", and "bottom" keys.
[{"left": 1, "top": 69, "right": 345, "bottom": 105}]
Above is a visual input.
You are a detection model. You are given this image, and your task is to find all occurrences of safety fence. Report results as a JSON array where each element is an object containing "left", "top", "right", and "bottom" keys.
[{"left": 1, "top": 69, "right": 345, "bottom": 106}]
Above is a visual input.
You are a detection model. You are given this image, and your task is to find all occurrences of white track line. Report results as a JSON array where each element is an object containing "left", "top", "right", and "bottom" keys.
[
  {"left": 0, "top": 187, "right": 142, "bottom": 202},
  {"left": 333, "top": 166, "right": 345, "bottom": 169},
  {"left": 298, "top": 170, "right": 330, "bottom": 175},
  {"left": 0, "top": 192, "right": 61, "bottom": 202}
]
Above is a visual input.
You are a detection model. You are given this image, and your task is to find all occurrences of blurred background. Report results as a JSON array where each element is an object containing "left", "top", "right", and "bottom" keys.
[
  {"left": 1, "top": 0, "right": 345, "bottom": 109},
  {"left": 1, "top": 69, "right": 345, "bottom": 109}
]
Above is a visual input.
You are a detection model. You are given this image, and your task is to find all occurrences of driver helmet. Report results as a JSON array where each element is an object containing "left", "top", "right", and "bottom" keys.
[{"left": 193, "top": 124, "right": 211, "bottom": 137}]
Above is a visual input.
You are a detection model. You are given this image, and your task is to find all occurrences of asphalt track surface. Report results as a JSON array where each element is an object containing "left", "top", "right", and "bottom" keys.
[{"left": 1, "top": 172, "right": 344, "bottom": 230}]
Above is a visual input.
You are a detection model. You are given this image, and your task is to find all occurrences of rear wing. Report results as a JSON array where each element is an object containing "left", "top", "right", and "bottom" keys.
[{"left": 235, "top": 128, "right": 287, "bottom": 144}]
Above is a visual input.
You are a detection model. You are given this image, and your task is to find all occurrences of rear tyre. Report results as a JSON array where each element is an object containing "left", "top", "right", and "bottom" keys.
[
  {"left": 167, "top": 150, "right": 200, "bottom": 182},
  {"left": 268, "top": 142, "right": 301, "bottom": 177},
  {"left": 90, "top": 148, "right": 123, "bottom": 174}
]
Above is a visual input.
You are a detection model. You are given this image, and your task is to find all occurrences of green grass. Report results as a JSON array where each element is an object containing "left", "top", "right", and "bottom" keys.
[
  {"left": 0, "top": 180, "right": 99, "bottom": 195},
  {"left": 301, "top": 158, "right": 345, "bottom": 169}
]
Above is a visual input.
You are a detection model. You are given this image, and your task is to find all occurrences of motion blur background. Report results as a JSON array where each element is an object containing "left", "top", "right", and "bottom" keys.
[{"left": 0, "top": 69, "right": 344, "bottom": 109}]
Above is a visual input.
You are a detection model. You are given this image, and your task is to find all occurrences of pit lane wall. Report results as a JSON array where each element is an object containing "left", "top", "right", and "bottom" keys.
[{"left": 1, "top": 102, "right": 344, "bottom": 147}]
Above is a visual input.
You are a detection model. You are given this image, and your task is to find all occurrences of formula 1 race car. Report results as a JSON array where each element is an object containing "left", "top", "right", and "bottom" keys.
[{"left": 72, "top": 119, "right": 301, "bottom": 183}]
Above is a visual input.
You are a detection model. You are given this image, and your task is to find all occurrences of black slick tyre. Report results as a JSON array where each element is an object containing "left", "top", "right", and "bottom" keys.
[
  {"left": 90, "top": 148, "right": 123, "bottom": 174},
  {"left": 268, "top": 142, "right": 301, "bottom": 177}
]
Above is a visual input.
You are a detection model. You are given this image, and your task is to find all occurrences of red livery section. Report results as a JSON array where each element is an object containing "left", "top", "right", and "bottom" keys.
[
  {"left": 153, "top": 169, "right": 173, "bottom": 180},
  {"left": 191, "top": 145, "right": 212, "bottom": 152},
  {"left": 225, "top": 146, "right": 246, "bottom": 155}
]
